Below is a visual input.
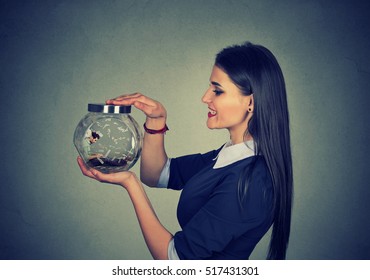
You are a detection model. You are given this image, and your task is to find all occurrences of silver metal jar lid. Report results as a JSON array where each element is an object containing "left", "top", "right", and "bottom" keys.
[{"left": 88, "top": 103, "right": 131, "bottom": 114}]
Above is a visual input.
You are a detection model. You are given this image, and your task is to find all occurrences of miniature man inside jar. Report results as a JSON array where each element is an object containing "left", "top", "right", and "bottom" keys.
[
  {"left": 76, "top": 42, "right": 293, "bottom": 260},
  {"left": 82, "top": 130, "right": 103, "bottom": 162}
]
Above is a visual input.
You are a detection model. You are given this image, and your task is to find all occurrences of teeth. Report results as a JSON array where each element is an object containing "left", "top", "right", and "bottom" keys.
[{"left": 209, "top": 109, "right": 217, "bottom": 115}]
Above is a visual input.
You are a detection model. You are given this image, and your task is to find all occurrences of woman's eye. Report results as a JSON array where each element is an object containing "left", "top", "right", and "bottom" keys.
[{"left": 213, "top": 89, "right": 223, "bottom": 95}]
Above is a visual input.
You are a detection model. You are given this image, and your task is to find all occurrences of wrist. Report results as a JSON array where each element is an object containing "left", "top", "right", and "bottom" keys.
[
  {"left": 121, "top": 172, "right": 139, "bottom": 190},
  {"left": 144, "top": 117, "right": 167, "bottom": 130},
  {"left": 143, "top": 122, "right": 169, "bottom": 134}
]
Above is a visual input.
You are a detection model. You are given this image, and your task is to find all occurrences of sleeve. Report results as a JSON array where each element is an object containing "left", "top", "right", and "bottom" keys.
[
  {"left": 167, "top": 238, "right": 180, "bottom": 260},
  {"left": 172, "top": 165, "right": 273, "bottom": 259},
  {"left": 167, "top": 148, "right": 222, "bottom": 190},
  {"left": 157, "top": 158, "right": 171, "bottom": 188}
]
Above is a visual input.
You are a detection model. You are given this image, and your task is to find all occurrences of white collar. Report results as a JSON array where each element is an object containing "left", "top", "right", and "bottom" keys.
[{"left": 213, "top": 140, "right": 255, "bottom": 169}]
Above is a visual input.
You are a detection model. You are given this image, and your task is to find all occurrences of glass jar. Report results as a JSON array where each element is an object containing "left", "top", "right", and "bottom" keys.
[{"left": 74, "top": 103, "right": 143, "bottom": 173}]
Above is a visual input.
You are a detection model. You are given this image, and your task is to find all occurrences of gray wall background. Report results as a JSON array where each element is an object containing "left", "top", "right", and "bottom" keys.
[{"left": 1, "top": 0, "right": 369, "bottom": 260}]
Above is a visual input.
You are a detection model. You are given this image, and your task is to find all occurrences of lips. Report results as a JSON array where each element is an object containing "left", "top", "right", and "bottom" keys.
[{"left": 208, "top": 108, "right": 217, "bottom": 118}]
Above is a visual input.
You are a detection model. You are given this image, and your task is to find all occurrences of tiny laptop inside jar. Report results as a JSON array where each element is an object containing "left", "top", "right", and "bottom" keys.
[{"left": 74, "top": 104, "right": 143, "bottom": 173}]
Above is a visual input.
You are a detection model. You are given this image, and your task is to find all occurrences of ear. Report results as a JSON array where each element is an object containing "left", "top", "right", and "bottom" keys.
[{"left": 247, "top": 94, "right": 254, "bottom": 113}]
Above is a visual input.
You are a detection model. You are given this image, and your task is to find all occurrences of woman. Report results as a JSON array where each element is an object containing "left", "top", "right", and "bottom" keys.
[{"left": 77, "top": 42, "right": 293, "bottom": 260}]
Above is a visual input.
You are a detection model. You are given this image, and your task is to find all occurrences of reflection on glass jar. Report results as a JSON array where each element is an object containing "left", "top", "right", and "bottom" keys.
[{"left": 74, "top": 104, "right": 143, "bottom": 173}]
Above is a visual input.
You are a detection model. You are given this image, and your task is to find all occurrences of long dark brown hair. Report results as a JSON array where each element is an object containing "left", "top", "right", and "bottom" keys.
[{"left": 215, "top": 42, "right": 293, "bottom": 260}]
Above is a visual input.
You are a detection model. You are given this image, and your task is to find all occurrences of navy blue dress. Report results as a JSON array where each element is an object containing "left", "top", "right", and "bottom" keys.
[{"left": 168, "top": 148, "right": 274, "bottom": 259}]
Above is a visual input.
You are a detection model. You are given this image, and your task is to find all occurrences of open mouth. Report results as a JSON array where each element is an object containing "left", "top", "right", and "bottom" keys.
[{"left": 208, "top": 108, "right": 217, "bottom": 118}]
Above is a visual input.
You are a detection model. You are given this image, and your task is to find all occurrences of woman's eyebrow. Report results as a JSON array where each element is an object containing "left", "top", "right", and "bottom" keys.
[{"left": 211, "top": 81, "right": 223, "bottom": 87}]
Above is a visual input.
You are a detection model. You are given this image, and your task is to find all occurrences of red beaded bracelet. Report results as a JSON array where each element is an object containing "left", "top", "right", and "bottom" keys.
[{"left": 143, "top": 123, "right": 169, "bottom": 134}]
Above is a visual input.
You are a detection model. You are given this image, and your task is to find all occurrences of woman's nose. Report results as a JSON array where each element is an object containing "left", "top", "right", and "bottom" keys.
[{"left": 201, "top": 88, "right": 212, "bottom": 104}]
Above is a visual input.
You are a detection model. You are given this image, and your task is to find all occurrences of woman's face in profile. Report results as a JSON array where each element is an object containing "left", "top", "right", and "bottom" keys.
[{"left": 201, "top": 65, "right": 252, "bottom": 142}]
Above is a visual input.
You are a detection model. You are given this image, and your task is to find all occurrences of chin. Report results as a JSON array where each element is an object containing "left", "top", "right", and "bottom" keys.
[
  {"left": 206, "top": 121, "right": 219, "bottom": 130},
  {"left": 206, "top": 120, "right": 213, "bottom": 129}
]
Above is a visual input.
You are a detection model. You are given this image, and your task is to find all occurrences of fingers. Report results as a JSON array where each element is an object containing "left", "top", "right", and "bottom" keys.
[
  {"left": 106, "top": 93, "right": 166, "bottom": 118},
  {"left": 77, "top": 156, "right": 110, "bottom": 182},
  {"left": 77, "top": 156, "right": 98, "bottom": 180},
  {"left": 106, "top": 93, "right": 158, "bottom": 107},
  {"left": 132, "top": 100, "right": 156, "bottom": 115},
  {"left": 106, "top": 93, "right": 149, "bottom": 105},
  {"left": 77, "top": 156, "right": 134, "bottom": 187},
  {"left": 108, "top": 92, "right": 142, "bottom": 101}
]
